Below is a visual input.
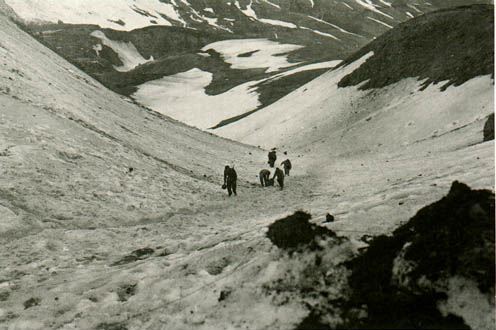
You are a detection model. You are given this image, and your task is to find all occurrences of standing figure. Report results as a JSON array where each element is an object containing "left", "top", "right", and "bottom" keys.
[
  {"left": 259, "top": 169, "right": 273, "bottom": 187},
  {"left": 281, "top": 159, "right": 292, "bottom": 176},
  {"left": 268, "top": 149, "right": 277, "bottom": 168},
  {"left": 272, "top": 166, "right": 285, "bottom": 190},
  {"left": 223, "top": 165, "right": 237, "bottom": 196}
]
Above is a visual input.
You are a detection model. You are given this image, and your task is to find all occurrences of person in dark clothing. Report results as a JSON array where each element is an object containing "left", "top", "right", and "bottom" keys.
[
  {"left": 224, "top": 165, "right": 237, "bottom": 196},
  {"left": 268, "top": 149, "right": 277, "bottom": 167},
  {"left": 272, "top": 166, "right": 285, "bottom": 190},
  {"left": 259, "top": 169, "right": 271, "bottom": 187},
  {"left": 281, "top": 159, "right": 292, "bottom": 176}
]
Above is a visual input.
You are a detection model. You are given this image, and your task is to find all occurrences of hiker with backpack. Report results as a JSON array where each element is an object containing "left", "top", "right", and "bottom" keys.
[
  {"left": 223, "top": 165, "right": 237, "bottom": 196},
  {"left": 281, "top": 159, "right": 292, "bottom": 176}
]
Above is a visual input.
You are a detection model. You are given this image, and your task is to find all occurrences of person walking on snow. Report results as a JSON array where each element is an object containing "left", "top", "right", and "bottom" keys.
[
  {"left": 223, "top": 165, "right": 237, "bottom": 196},
  {"left": 259, "top": 169, "right": 271, "bottom": 187},
  {"left": 268, "top": 149, "right": 277, "bottom": 168},
  {"left": 281, "top": 159, "right": 292, "bottom": 176},
  {"left": 272, "top": 166, "right": 285, "bottom": 190}
]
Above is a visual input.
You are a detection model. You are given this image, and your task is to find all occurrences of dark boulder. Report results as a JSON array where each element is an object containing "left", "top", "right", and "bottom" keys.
[
  {"left": 267, "top": 211, "right": 338, "bottom": 251},
  {"left": 483, "top": 113, "right": 494, "bottom": 141}
]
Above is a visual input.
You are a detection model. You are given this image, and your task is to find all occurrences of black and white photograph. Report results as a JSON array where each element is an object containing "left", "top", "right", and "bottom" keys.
[{"left": 0, "top": 0, "right": 494, "bottom": 329}]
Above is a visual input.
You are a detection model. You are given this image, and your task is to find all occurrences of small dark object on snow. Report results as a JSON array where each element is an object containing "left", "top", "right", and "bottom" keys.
[
  {"left": 23, "top": 297, "right": 41, "bottom": 309},
  {"left": 128, "top": 167, "right": 133, "bottom": 173},
  {"left": 95, "top": 322, "right": 128, "bottom": 330},
  {"left": 112, "top": 247, "right": 155, "bottom": 266},
  {"left": 0, "top": 291, "right": 9, "bottom": 301},
  {"left": 325, "top": 213, "right": 334, "bottom": 223},
  {"left": 117, "top": 283, "right": 137, "bottom": 302},
  {"left": 218, "top": 289, "right": 231, "bottom": 302}
]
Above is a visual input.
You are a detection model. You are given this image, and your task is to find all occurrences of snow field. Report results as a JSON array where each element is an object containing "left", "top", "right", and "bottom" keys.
[
  {"left": 201, "top": 38, "right": 303, "bottom": 73},
  {"left": 132, "top": 68, "right": 261, "bottom": 129},
  {"left": 90, "top": 30, "right": 153, "bottom": 72},
  {"left": 215, "top": 51, "right": 493, "bottom": 158},
  {"left": 5, "top": 0, "right": 183, "bottom": 30}
]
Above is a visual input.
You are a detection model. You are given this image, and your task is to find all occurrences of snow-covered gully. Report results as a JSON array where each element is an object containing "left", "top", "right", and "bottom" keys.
[{"left": 0, "top": 2, "right": 493, "bottom": 330}]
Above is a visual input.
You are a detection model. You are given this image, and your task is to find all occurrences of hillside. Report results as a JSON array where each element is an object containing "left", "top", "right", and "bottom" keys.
[
  {"left": 215, "top": 4, "right": 494, "bottom": 153},
  {"left": 4, "top": 0, "right": 491, "bottom": 130}
]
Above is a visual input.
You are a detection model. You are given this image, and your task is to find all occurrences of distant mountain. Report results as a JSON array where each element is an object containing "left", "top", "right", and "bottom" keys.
[
  {"left": 4, "top": 0, "right": 491, "bottom": 130},
  {"left": 215, "top": 4, "right": 494, "bottom": 155}
]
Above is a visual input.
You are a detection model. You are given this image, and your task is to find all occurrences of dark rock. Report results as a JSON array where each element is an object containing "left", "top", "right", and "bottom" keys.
[
  {"left": 0, "top": 291, "right": 9, "bottom": 301},
  {"left": 111, "top": 247, "right": 155, "bottom": 266},
  {"left": 339, "top": 181, "right": 494, "bottom": 329},
  {"left": 218, "top": 289, "right": 231, "bottom": 302},
  {"left": 23, "top": 297, "right": 41, "bottom": 309},
  {"left": 483, "top": 113, "right": 494, "bottom": 141},
  {"left": 95, "top": 322, "right": 128, "bottom": 330},
  {"left": 296, "top": 311, "right": 330, "bottom": 330},
  {"left": 324, "top": 213, "right": 334, "bottom": 223},
  {"left": 206, "top": 257, "right": 230, "bottom": 275},
  {"left": 117, "top": 283, "right": 137, "bottom": 302},
  {"left": 266, "top": 211, "right": 338, "bottom": 251}
]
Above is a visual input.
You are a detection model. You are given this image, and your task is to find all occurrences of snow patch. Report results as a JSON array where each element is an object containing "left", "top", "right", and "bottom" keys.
[
  {"left": 259, "top": 18, "right": 297, "bottom": 29},
  {"left": 4, "top": 0, "right": 190, "bottom": 30},
  {"left": 342, "top": 2, "right": 354, "bottom": 10},
  {"left": 235, "top": 0, "right": 258, "bottom": 20},
  {"left": 438, "top": 277, "right": 496, "bottom": 330},
  {"left": 90, "top": 30, "right": 153, "bottom": 72},
  {"left": 308, "top": 15, "right": 362, "bottom": 37},
  {"left": 201, "top": 39, "right": 303, "bottom": 73},
  {"left": 262, "top": 0, "right": 281, "bottom": 9},
  {"left": 234, "top": 0, "right": 296, "bottom": 29},
  {"left": 367, "top": 16, "right": 393, "bottom": 28},
  {"left": 92, "top": 43, "right": 102, "bottom": 57},
  {"left": 266, "top": 60, "right": 342, "bottom": 82},
  {"left": 302, "top": 26, "right": 340, "bottom": 40},
  {"left": 354, "top": 0, "right": 393, "bottom": 19},
  {"left": 132, "top": 68, "right": 261, "bottom": 129}
]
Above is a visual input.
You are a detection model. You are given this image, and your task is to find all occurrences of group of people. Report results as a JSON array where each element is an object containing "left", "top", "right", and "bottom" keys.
[{"left": 222, "top": 148, "right": 292, "bottom": 197}]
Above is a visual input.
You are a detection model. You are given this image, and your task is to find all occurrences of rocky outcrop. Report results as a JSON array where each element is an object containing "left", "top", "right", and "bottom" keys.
[{"left": 295, "top": 181, "right": 494, "bottom": 329}]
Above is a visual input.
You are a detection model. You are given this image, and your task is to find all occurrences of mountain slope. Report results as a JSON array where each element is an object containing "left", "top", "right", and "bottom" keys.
[
  {"left": 0, "top": 6, "right": 268, "bottom": 237},
  {"left": 4, "top": 0, "right": 491, "bottom": 131},
  {"left": 215, "top": 4, "right": 494, "bottom": 155}
]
